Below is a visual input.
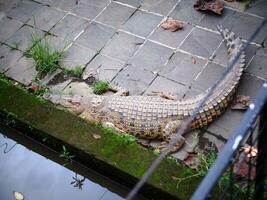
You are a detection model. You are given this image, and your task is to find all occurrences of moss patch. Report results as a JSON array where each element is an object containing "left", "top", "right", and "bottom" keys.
[{"left": 0, "top": 78, "right": 201, "bottom": 199}]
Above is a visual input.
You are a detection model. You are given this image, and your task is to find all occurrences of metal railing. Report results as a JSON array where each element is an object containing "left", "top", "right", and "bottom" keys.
[
  {"left": 191, "top": 82, "right": 267, "bottom": 200},
  {"left": 126, "top": 14, "right": 267, "bottom": 200}
]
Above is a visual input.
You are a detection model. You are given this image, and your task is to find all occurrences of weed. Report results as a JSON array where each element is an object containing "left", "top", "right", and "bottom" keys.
[
  {"left": 59, "top": 145, "right": 75, "bottom": 165},
  {"left": 92, "top": 80, "right": 109, "bottom": 94},
  {"left": 63, "top": 65, "right": 83, "bottom": 78},
  {"left": 26, "top": 33, "right": 65, "bottom": 79}
]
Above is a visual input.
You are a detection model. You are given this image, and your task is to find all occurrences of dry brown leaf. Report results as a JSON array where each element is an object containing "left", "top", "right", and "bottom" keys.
[
  {"left": 231, "top": 95, "right": 251, "bottom": 110},
  {"left": 93, "top": 134, "right": 101, "bottom": 139},
  {"left": 161, "top": 20, "right": 183, "bottom": 32},
  {"left": 191, "top": 56, "right": 196, "bottom": 64},
  {"left": 194, "top": 0, "right": 224, "bottom": 15},
  {"left": 242, "top": 146, "right": 258, "bottom": 158},
  {"left": 27, "top": 84, "right": 43, "bottom": 93},
  {"left": 233, "top": 158, "right": 256, "bottom": 180}
]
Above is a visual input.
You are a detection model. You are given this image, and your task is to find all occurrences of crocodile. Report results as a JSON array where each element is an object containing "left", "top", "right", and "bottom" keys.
[{"left": 43, "top": 26, "right": 245, "bottom": 152}]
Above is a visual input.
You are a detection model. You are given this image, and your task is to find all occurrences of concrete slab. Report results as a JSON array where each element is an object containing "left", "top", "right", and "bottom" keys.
[
  {"left": 192, "top": 62, "right": 225, "bottom": 91},
  {"left": 213, "top": 41, "right": 259, "bottom": 67},
  {"left": 113, "top": 0, "right": 141, "bottom": 7},
  {"left": 112, "top": 65, "right": 156, "bottom": 95},
  {"left": 144, "top": 75, "right": 188, "bottom": 99},
  {"left": 5, "top": 56, "right": 37, "bottom": 85},
  {"left": 95, "top": 2, "right": 135, "bottom": 28},
  {"left": 42, "top": 0, "right": 77, "bottom": 11},
  {"left": 83, "top": 54, "right": 125, "bottom": 81},
  {"left": 59, "top": 44, "right": 96, "bottom": 69},
  {"left": 0, "top": 44, "right": 23, "bottom": 73},
  {"left": 198, "top": 8, "right": 236, "bottom": 31},
  {"left": 246, "top": 48, "right": 267, "bottom": 80},
  {"left": 6, "top": 25, "right": 45, "bottom": 52},
  {"left": 179, "top": 27, "right": 222, "bottom": 59},
  {"left": 6, "top": 0, "right": 43, "bottom": 23},
  {"left": 246, "top": 0, "right": 267, "bottom": 18},
  {"left": 169, "top": 0, "right": 204, "bottom": 25},
  {"left": 149, "top": 22, "right": 193, "bottom": 48},
  {"left": 129, "top": 41, "right": 173, "bottom": 72},
  {"left": 0, "top": 16, "right": 23, "bottom": 43},
  {"left": 75, "top": 22, "right": 116, "bottom": 52},
  {"left": 160, "top": 51, "right": 207, "bottom": 85},
  {"left": 121, "top": 10, "right": 163, "bottom": 37},
  {"left": 102, "top": 31, "right": 144, "bottom": 61},
  {"left": 207, "top": 73, "right": 264, "bottom": 139},
  {"left": 50, "top": 14, "right": 89, "bottom": 41},
  {"left": 27, "top": 6, "right": 66, "bottom": 31},
  {"left": 140, "top": 0, "right": 177, "bottom": 16},
  {"left": 71, "top": 0, "right": 109, "bottom": 20}
]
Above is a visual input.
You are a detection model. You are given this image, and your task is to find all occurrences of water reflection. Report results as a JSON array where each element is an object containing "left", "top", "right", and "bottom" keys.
[
  {"left": 0, "top": 126, "right": 144, "bottom": 200},
  {"left": 70, "top": 173, "right": 86, "bottom": 190},
  {"left": 0, "top": 133, "right": 17, "bottom": 153}
]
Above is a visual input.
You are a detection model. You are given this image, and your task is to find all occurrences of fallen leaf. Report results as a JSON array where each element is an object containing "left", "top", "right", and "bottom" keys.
[
  {"left": 13, "top": 191, "right": 24, "bottom": 200},
  {"left": 233, "top": 160, "right": 256, "bottom": 180},
  {"left": 242, "top": 145, "right": 258, "bottom": 158},
  {"left": 191, "top": 56, "right": 196, "bottom": 64},
  {"left": 93, "top": 134, "right": 101, "bottom": 139},
  {"left": 161, "top": 19, "right": 183, "bottom": 32},
  {"left": 28, "top": 84, "right": 40, "bottom": 91},
  {"left": 194, "top": 0, "right": 224, "bottom": 15},
  {"left": 231, "top": 95, "right": 251, "bottom": 110}
]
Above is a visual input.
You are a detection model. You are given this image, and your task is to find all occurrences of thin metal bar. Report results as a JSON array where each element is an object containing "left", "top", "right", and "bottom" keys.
[
  {"left": 191, "top": 82, "right": 267, "bottom": 200},
  {"left": 254, "top": 94, "right": 267, "bottom": 199},
  {"left": 126, "top": 17, "right": 267, "bottom": 200}
]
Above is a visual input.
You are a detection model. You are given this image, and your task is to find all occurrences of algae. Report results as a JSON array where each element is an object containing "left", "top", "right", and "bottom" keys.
[{"left": 0, "top": 77, "right": 201, "bottom": 199}]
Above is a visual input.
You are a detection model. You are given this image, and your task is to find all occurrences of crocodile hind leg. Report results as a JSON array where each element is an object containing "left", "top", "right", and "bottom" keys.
[
  {"left": 158, "top": 120, "right": 185, "bottom": 153},
  {"left": 150, "top": 91, "right": 177, "bottom": 100}
]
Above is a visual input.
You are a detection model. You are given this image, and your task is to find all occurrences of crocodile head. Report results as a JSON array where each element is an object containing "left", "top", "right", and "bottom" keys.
[{"left": 43, "top": 93, "right": 86, "bottom": 115}]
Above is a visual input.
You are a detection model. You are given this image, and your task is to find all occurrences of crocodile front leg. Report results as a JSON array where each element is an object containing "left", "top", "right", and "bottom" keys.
[
  {"left": 158, "top": 120, "right": 185, "bottom": 153},
  {"left": 150, "top": 91, "right": 177, "bottom": 100},
  {"left": 108, "top": 82, "right": 129, "bottom": 96}
]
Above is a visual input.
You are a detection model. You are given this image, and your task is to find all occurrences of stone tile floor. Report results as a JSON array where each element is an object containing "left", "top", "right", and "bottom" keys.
[{"left": 0, "top": 0, "right": 266, "bottom": 161}]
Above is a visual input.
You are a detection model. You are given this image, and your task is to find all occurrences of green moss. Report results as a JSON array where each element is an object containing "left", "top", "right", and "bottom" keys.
[
  {"left": 0, "top": 78, "right": 201, "bottom": 199},
  {"left": 92, "top": 81, "right": 109, "bottom": 94}
]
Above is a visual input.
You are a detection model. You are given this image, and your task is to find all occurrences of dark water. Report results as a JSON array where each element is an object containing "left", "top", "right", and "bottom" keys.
[{"left": 0, "top": 125, "right": 145, "bottom": 200}]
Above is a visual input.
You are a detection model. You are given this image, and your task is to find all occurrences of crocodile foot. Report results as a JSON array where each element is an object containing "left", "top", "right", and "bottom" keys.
[
  {"left": 109, "top": 82, "right": 129, "bottom": 96},
  {"left": 150, "top": 91, "right": 177, "bottom": 100},
  {"left": 158, "top": 134, "right": 185, "bottom": 153}
]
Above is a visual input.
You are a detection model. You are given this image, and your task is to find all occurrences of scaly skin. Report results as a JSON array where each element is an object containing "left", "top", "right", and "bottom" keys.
[{"left": 43, "top": 26, "right": 246, "bottom": 152}]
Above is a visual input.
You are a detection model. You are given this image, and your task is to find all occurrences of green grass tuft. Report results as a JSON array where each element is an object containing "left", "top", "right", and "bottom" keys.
[
  {"left": 92, "top": 80, "right": 109, "bottom": 94},
  {"left": 63, "top": 65, "right": 83, "bottom": 78},
  {"left": 26, "top": 34, "right": 65, "bottom": 79}
]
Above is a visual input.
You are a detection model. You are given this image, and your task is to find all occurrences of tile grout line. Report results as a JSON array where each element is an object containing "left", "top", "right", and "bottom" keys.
[{"left": 224, "top": 5, "right": 265, "bottom": 19}]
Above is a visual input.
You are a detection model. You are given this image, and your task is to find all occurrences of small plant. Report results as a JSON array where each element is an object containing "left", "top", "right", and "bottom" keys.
[
  {"left": 26, "top": 33, "right": 65, "bottom": 79},
  {"left": 92, "top": 80, "right": 109, "bottom": 94},
  {"left": 59, "top": 145, "right": 75, "bottom": 165},
  {"left": 63, "top": 65, "right": 83, "bottom": 78}
]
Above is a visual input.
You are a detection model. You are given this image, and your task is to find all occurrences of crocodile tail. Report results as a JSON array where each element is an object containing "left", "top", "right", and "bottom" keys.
[
  {"left": 187, "top": 27, "right": 246, "bottom": 129},
  {"left": 217, "top": 25, "right": 246, "bottom": 71}
]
